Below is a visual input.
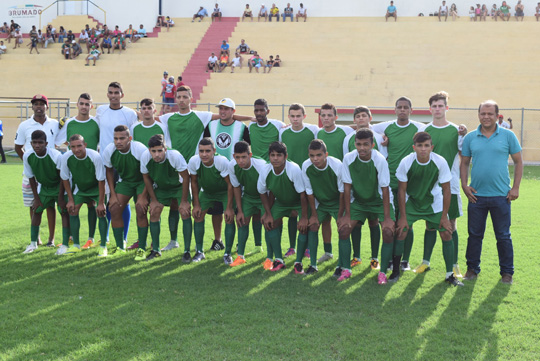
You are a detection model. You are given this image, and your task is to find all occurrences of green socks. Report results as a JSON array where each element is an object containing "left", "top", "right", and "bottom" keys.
[
  {"left": 98, "top": 217, "right": 108, "bottom": 247},
  {"left": 394, "top": 239, "right": 405, "bottom": 257},
  {"left": 369, "top": 225, "right": 380, "bottom": 259},
  {"left": 237, "top": 225, "right": 249, "bottom": 256},
  {"left": 112, "top": 227, "right": 124, "bottom": 249},
  {"left": 252, "top": 219, "right": 262, "bottom": 247},
  {"left": 452, "top": 230, "right": 459, "bottom": 265},
  {"left": 338, "top": 238, "right": 351, "bottom": 269},
  {"left": 288, "top": 217, "right": 297, "bottom": 249},
  {"left": 308, "top": 230, "right": 318, "bottom": 267},
  {"left": 266, "top": 228, "right": 282, "bottom": 260},
  {"left": 351, "top": 225, "right": 361, "bottom": 258},
  {"left": 423, "top": 229, "right": 437, "bottom": 262},
  {"left": 87, "top": 206, "right": 97, "bottom": 239},
  {"left": 62, "top": 227, "right": 70, "bottom": 247},
  {"left": 69, "top": 215, "right": 81, "bottom": 245},
  {"left": 224, "top": 223, "right": 236, "bottom": 254},
  {"left": 265, "top": 229, "right": 274, "bottom": 260},
  {"left": 168, "top": 209, "right": 179, "bottom": 241},
  {"left": 149, "top": 221, "right": 160, "bottom": 252},
  {"left": 31, "top": 225, "right": 40, "bottom": 244},
  {"left": 380, "top": 242, "right": 393, "bottom": 274},
  {"left": 323, "top": 242, "right": 332, "bottom": 254},
  {"left": 403, "top": 228, "right": 414, "bottom": 261},
  {"left": 182, "top": 218, "right": 192, "bottom": 252},
  {"left": 137, "top": 226, "right": 148, "bottom": 250},
  {"left": 442, "top": 240, "right": 454, "bottom": 273},
  {"left": 295, "top": 233, "right": 308, "bottom": 263},
  {"left": 194, "top": 221, "right": 205, "bottom": 252}
]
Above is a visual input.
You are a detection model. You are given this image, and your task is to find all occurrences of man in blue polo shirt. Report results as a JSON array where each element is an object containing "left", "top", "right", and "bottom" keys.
[
  {"left": 460, "top": 100, "right": 522, "bottom": 285},
  {"left": 386, "top": 1, "right": 397, "bottom": 22}
]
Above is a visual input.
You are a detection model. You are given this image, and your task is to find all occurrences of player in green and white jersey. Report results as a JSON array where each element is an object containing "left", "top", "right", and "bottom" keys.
[
  {"left": 22, "top": 130, "right": 69, "bottom": 254},
  {"left": 340, "top": 129, "right": 396, "bottom": 285},
  {"left": 59, "top": 134, "right": 109, "bottom": 256},
  {"left": 228, "top": 141, "right": 267, "bottom": 266},
  {"left": 301, "top": 140, "right": 345, "bottom": 277},
  {"left": 189, "top": 138, "right": 235, "bottom": 264},
  {"left": 102, "top": 125, "right": 149, "bottom": 258},
  {"left": 371, "top": 97, "right": 425, "bottom": 271},
  {"left": 393, "top": 132, "right": 463, "bottom": 286},
  {"left": 131, "top": 98, "right": 169, "bottom": 150},
  {"left": 257, "top": 141, "right": 309, "bottom": 271},
  {"left": 342, "top": 106, "right": 388, "bottom": 270},
  {"left": 315, "top": 103, "right": 354, "bottom": 265},
  {"left": 279, "top": 103, "right": 318, "bottom": 259},
  {"left": 141, "top": 134, "right": 191, "bottom": 262},
  {"left": 248, "top": 98, "right": 285, "bottom": 162},
  {"left": 414, "top": 91, "right": 464, "bottom": 277}
]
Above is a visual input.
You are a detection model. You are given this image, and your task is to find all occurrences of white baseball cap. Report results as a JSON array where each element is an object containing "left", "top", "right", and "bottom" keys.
[{"left": 216, "top": 98, "right": 235, "bottom": 109}]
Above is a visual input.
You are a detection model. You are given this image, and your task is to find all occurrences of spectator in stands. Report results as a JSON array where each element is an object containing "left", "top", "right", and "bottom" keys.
[
  {"left": 439, "top": 1, "right": 449, "bottom": 21},
  {"left": 6, "top": 26, "right": 16, "bottom": 44},
  {"left": 207, "top": 52, "right": 218, "bottom": 72},
  {"left": 212, "top": 4, "right": 222, "bottom": 22},
  {"left": 85, "top": 24, "right": 91, "bottom": 33},
  {"left": 177, "top": 76, "right": 185, "bottom": 87},
  {"left": 28, "top": 26, "right": 40, "bottom": 54},
  {"left": 85, "top": 45, "right": 101, "bottom": 66},
  {"left": 536, "top": 2, "right": 540, "bottom": 21},
  {"left": 67, "top": 30, "right": 75, "bottom": 42},
  {"left": 264, "top": 55, "right": 275, "bottom": 73},
  {"left": 162, "top": 76, "right": 177, "bottom": 113},
  {"left": 13, "top": 29, "right": 23, "bottom": 49},
  {"left": 259, "top": 4, "right": 269, "bottom": 21},
  {"left": 87, "top": 34, "right": 99, "bottom": 53},
  {"left": 62, "top": 40, "right": 72, "bottom": 59},
  {"left": 46, "top": 24, "right": 56, "bottom": 42},
  {"left": 0, "top": 41, "right": 7, "bottom": 57},
  {"left": 230, "top": 52, "right": 242, "bottom": 72},
  {"left": 498, "top": 114, "right": 513, "bottom": 129},
  {"left": 101, "top": 25, "right": 110, "bottom": 39},
  {"left": 491, "top": 3, "right": 499, "bottom": 18},
  {"left": 57, "top": 26, "right": 66, "bottom": 43},
  {"left": 297, "top": 3, "right": 308, "bottom": 21},
  {"left": 220, "top": 40, "right": 230, "bottom": 56},
  {"left": 248, "top": 51, "right": 258, "bottom": 72},
  {"left": 72, "top": 40, "right": 82, "bottom": 58},
  {"left": 475, "top": 4, "right": 482, "bottom": 21},
  {"left": 450, "top": 3, "right": 459, "bottom": 20},
  {"left": 43, "top": 29, "right": 54, "bottom": 48},
  {"left": 156, "top": 15, "right": 165, "bottom": 27},
  {"left": 218, "top": 51, "right": 229, "bottom": 72},
  {"left": 249, "top": 53, "right": 264, "bottom": 73},
  {"left": 269, "top": 4, "right": 280, "bottom": 21},
  {"left": 482, "top": 4, "right": 489, "bottom": 20},
  {"left": 386, "top": 1, "right": 397, "bottom": 21},
  {"left": 112, "top": 34, "right": 126, "bottom": 54},
  {"left": 37, "top": 29, "right": 44, "bottom": 48},
  {"left": 94, "top": 24, "right": 102, "bottom": 37},
  {"left": 101, "top": 34, "right": 112, "bottom": 54},
  {"left": 1, "top": 22, "right": 8, "bottom": 34},
  {"left": 165, "top": 17, "right": 175, "bottom": 30},
  {"left": 470, "top": 6, "right": 476, "bottom": 20},
  {"left": 159, "top": 71, "right": 169, "bottom": 114},
  {"left": 193, "top": 7, "right": 209, "bottom": 22},
  {"left": 243, "top": 4, "right": 253, "bottom": 21},
  {"left": 125, "top": 24, "right": 135, "bottom": 42},
  {"left": 113, "top": 25, "right": 121, "bottom": 37},
  {"left": 0, "top": 119, "right": 5, "bottom": 163},
  {"left": 499, "top": 1, "right": 511, "bottom": 20},
  {"left": 79, "top": 29, "right": 89, "bottom": 46},
  {"left": 274, "top": 54, "right": 281, "bottom": 67},
  {"left": 236, "top": 39, "right": 250, "bottom": 54},
  {"left": 515, "top": 1, "right": 525, "bottom": 21},
  {"left": 132, "top": 24, "right": 146, "bottom": 42},
  {"left": 282, "top": 3, "right": 294, "bottom": 21}
]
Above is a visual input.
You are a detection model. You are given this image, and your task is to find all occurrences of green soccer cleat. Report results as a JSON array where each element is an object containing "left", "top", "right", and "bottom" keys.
[
  {"left": 97, "top": 246, "right": 108, "bottom": 257},
  {"left": 66, "top": 245, "right": 81, "bottom": 254},
  {"left": 134, "top": 248, "right": 148, "bottom": 261},
  {"left": 109, "top": 246, "right": 126, "bottom": 257},
  {"left": 413, "top": 263, "right": 431, "bottom": 274}
]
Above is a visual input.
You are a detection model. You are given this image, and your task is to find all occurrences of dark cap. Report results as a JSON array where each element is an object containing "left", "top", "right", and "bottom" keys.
[{"left": 31, "top": 94, "right": 49, "bottom": 107}]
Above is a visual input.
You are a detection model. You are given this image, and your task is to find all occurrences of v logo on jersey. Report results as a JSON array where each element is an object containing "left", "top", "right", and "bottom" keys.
[{"left": 216, "top": 132, "right": 232, "bottom": 149}]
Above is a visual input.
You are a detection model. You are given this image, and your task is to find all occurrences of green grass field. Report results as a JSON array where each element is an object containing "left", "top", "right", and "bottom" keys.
[{"left": 1, "top": 160, "right": 539, "bottom": 360}]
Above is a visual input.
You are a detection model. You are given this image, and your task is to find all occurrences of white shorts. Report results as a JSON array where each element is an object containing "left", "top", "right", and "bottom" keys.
[
  {"left": 88, "top": 55, "right": 99, "bottom": 60},
  {"left": 22, "top": 174, "right": 34, "bottom": 207}
]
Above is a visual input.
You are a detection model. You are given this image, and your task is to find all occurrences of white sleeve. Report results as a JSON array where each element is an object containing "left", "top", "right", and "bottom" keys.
[
  {"left": 56, "top": 119, "right": 69, "bottom": 145},
  {"left": 457, "top": 135, "right": 464, "bottom": 151},
  {"left": 14, "top": 121, "right": 27, "bottom": 146},
  {"left": 307, "top": 124, "right": 320, "bottom": 137},
  {"left": 370, "top": 121, "right": 392, "bottom": 134},
  {"left": 328, "top": 157, "right": 344, "bottom": 193},
  {"left": 193, "top": 111, "right": 213, "bottom": 128},
  {"left": 343, "top": 133, "right": 353, "bottom": 158},
  {"left": 158, "top": 112, "right": 174, "bottom": 128},
  {"left": 23, "top": 151, "right": 34, "bottom": 178},
  {"left": 341, "top": 152, "right": 353, "bottom": 184},
  {"left": 59, "top": 152, "right": 71, "bottom": 180},
  {"left": 228, "top": 160, "right": 240, "bottom": 187},
  {"left": 339, "top": 125, "right": 355, "bottom": 136},
  {"left": 89, "top": 150, "right": 106, "bottom": 182},
  {"left": 140, "top": 149, "right": 151, "bottom": 174},
  {"left": 257, "top": 164, "right": 272, "bottom": 194},
  {"left": 215, "top": 156, "right": 229, "bottom": 177},
  {"left": 131, "top": 141, "right": 147, "bottom": 161},
  {"left": 50, "top": 149, "right": 63, "bottom": 170},
  {"left": 373, "top": 151, "right": 390, "bottom": 188},
  {"left": 127, "top": 108, "right": 138, "bottom": 128},
  {"left": 395, "top": 155, "right": 413, "bottom": 183},
  {"left": 301, "top": 160, "right": 313, "bottom": 195},
  {"left": 101, "top": 143, "right": 115, "bottom": 168},
  {"left": 435, "top": 154, "right": 452, "bottom": 184},
  {"left": 374, "top": 132, "right": 388, "bottom": 159},
  {"left": 169, "top": 150, "right": 188, "bottom": 172},
  {"left": 187, "top": 155, "right": 200, "bottom": 175},
  {"left": 288, "top": 162, "right": 305, "bottom": 193},
  {"left": 412, "top": 120, "right": 427, "bottom": 132}
]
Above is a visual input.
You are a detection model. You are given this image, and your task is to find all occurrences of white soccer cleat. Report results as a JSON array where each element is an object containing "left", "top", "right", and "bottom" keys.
[
  {"left": 161, "top": 240, "right": 180, "bottom": 251},
  {"left": 55, "top": 245, "right": 69, "bottom": 255},
  {"left": 23, "top": 244, "right": 37, "bottom": 254},
  {"left": 317, "top": 252, "right": 334, "bottom": 263}
]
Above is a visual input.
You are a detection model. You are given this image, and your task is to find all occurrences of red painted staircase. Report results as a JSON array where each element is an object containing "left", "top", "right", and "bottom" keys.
[{"left": 181, "top": 17, "right": 239, "bottom": 103}]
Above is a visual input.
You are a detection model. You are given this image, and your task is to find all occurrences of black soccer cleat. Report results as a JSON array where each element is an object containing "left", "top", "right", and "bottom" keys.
[
  {"left": 332, "top": 267, "right": 342, "bottom": 278},
  {"left": 182, "top": 251, "right": 192, "bottom": 263},
  {"left": 210, "top": 239, "right": 225, "bottom": 251},
  {"left": 304, "top": 266, "right": 318, "bottom": 275},
  {"left": 145, "top": 250, "right": 162, "bottom": 261},
  {"left": 192, "top": 251, "right": 206, "bottom": 262},
  {"left": 445, "top": 274, "right": 464, "bottom": 287}
]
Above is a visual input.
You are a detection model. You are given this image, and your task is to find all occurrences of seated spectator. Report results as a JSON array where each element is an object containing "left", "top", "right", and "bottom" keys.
[
  {"left": 274, "top": 54, "right": 281, "bottom": 67},
  {"left": 491, "top": 3, "right": 499, "bottom": 19},
  {"left": 85, "top": 45, "right": 101, "bottom": 66},
  {"left": 207, "top": 52, "right": 218, "bottom": 72},
  {"left": 113, "top": 25, "right": 121, "bottom": 37},
  {"left": 177, "top": 76, "right": 185, "bottom": 87},
  {"left": 236, "top": 39, "right": 250, "bottom": 54},
  {"left": 218, "top": 52, "right": 229, "bottom": 72},
  {"left": 7, "top": 20, "right": 20, "bottom": 43},
  {"left": 13, "top": 29, "right": 23, "bottom": 49},
  {"left": 439, "top": 1, "right": 448, "bottom": 21},
  {"left": 87, "top": 34, "right": 99, "bottom": 53},
  {"left": 499, "top": 1, "right": 511, "bottom": 21},
  {"left": 36, "top": 29, "right": 44, "bottom": 48},
  {"left": 0, "top": 41, "right": 7, "bottom": 56},
  {"left": 125, "top": 24, "right": 135, "bottom": 42},
  {"left": 112, "top": 34, "right": 126, "bottom": 54},
  {"left": 212, "top": 3, "right": 222, "bottom": 22},
  {"left": 243, "top": 4, "right": 253, "bottom": 21},
  {"left": 6, "top": 27, "right": 16, "bottom": 44},
  {"left": 79, "top": 29, "right": 89, "bottom": 45},
  {"left": 249, "top": 53, "right": 264, "bottom": 73},
  {"left": 101, "top": 35, "right": 112, "bottom": 54},
  {"left": 282, "top": 3, "right": 294, "bottom": 22},
  {"left": 449, "top": 1, "right": 458, "bottom": 18},
  {"left": 515, "top": 0, "right": 524, "bottom": 21},
  {"left": 165, "top": 17, "right": 175, "bottom": 30},
  {"left": 475, "top": 4, "right": 482, "bottom": 21},
  {"left": 264, "top": 55, "right": 275, "bottom": 73},
  {"left": 536, "top": 2, "right": 540, "bottom": 21},
  {"left": 386, "top": 1, "right": 397, "bottom": 21},
  {"left": 156, "top": 15, "right": 165, "bottom": 27},
  {"left": 296, "top": 3, "right": 307, "bottom": 21},
  {"left": 46, "top": 24, "right": 56, "bottom": 42},
  {"left": 230, "top": 52, "right": 242, "bottom": 72},
  {"left": 132, "top": 24, "right": 146, "bottom": 42},
  {"left": 269, "top": 4, "right": 280, "bottom": 21},
  {"left": 62, "top": 40, "right": 72, "bottom": 59},
  {"left": 193, "top": 7, "right": 208, "bottom": 22},
  {"left": 259, "top": 4, "right": 268, "bottom": 21},
  {"left": 85, "top": 24, "right": 91, "bottom": 33},
  {"left": 220, "top": 40, "right": 230, "bottom": 56},
  {"left": 94, "top": 24, "right": 102, "bottom": 37},
  {"left": 57, "top": 26, "right": 66, "bottom": 43},
  {"left": 469, "top": 6, "right": 476, "bottom": 20},
  {"left": 43, "top": 30, "right": 54, "bottom": 48},
  {"left": 101, "top": 25, "right": 110, "bottom": 39},
  {"left": 0, "top": 22, "right": 8, "bottom": 33},
  {"left": 481, "top": 4, "right": 488, "bottom": 20},
  {"left": 67, "top": 30, "right": 75, "bottom": 42},
  {"left": 71, "top": 40, "right": 82, "bottom": 58}
]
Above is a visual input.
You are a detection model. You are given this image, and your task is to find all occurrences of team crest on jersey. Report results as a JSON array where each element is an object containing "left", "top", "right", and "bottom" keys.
[{"left": 216, "top": 132, "right": 232, "bottom": 149}]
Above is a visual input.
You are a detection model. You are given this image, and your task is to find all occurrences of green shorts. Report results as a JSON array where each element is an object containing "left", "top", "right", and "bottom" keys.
[
  {"left": 240, "top": 195, "right": 264, "bottom": 218},
  {"left": 316, "top": 205, "right": 340, "bottom": 223},
  {"left": 405, "top": 211, "right": 448, "bottom": 231},
  {"left": 35, "top": 194, "right": 68, "bottom": 214},
  {"left": 270, "top": 201, "right": 307, "bottom": 220},
  {"left": 199, "top": 191, "right": 230, "bottom": 212},
  {"left": 448, "top": 194, "right": 462, "bottom": 220},
  {"left": 155, "top": 186, "right": 191, "bottom": 207},
  {"left": 115, "top": 181, "right": 145, "bottom": 199},
  {"left": 350, "top": 201, "right": 395, "bottom": 224}
]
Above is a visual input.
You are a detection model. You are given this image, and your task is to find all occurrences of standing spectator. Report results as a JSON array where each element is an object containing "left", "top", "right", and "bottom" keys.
[
  {"left": 499, "top": 1, "right": 511, "bottom": 20},
  {"left": 160, "top": 71, "right": 169, "bottom": 114},
  {"left": 269, "top": 4, "right": 280, "bottom": 21},
  {"left": 101, "top": 34, "right": 112, "bottom": 54},
  {"left": 193, "top": 7, "right": 208, "bottom": 22},
  {"left": 439, "top": 1, "right": 449, "bottom": 21},
  {"left": 207, "top": 52, "right": 218, "bottom": 72},
  {"left": 162, "top": 77, "right": 177, "bottom": 113},
  {"left": 0, "top": 119, "right": 6, "bottom": 163},
  {"left": 57, "top": 26, "right": 66, "bottom": 43},
  {"left": 212, "top": 3, "right": 222, "bottom": 22},
  {"left": 28, "top": 27, "right": 40, "bottom": 54},
  {"left": 85, "top": 45, "right": 101, "bottom": 66},
  {"left": 497, "top": 114, "right": 513, "bottom": 129},
  {"left": 282, "top": 3, "right": 294, "bottom": 21},
  {"left": 220, "top": 39, "right": 230, "bottom": 56},
  {"left": 258, "top": 4, "right": 269, "bottom": 21},
  {"left": 132, "top": 24, "right": 146, "bottom": 42},
  {"left": 243, "top": 4, "right": 253, "bottom": 21},
  {"left": 460, "top": 100, "right": 522, "bottom": 285},
  {"left": 236, "top": 39, "right": 250, "bottom": 54},
  {"left": 297, "top": 3, "right": 308, "bottom": 21},
  {"left": 386, "top": 1, "right": 397, "bottom": 21},
  {"left": 177, "top": 76, "right": 185, "bottom": 88},
  {"left": 515, "top": 0, "right": 524, "bottom": 21}
]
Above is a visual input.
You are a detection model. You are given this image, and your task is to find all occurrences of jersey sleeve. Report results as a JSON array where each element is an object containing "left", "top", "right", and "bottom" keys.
[
  {"left": 131, "top": 141, "right": 147, "bottom": 160},
  {"left": 434, "top": 154, "right": 452, "bottom": 184},
  {"left": 370, "top": 120, "right": 392, "bottom": 135},
  {"left": 22, "top": 151, "right": 34, "bottom": 178},
  {"left": 242, "top": 126, "right": 251, "bottom": 144},
  {"left": 301, "top": 160, "right": 314, "bottom": 195},
  {"left": 14, "top": 121, "right": 27, "bottom": 146},
  {"left": 101, "top": 143, "right": 115, "bottom": 168},
  {"left": 187, "top": 155, "right": 200, "bottom": 175},
  {"left": 59, "top": 152, "right": 72, "bottom": 180},
  {"left": 193, "top": 111, "right": 213, "bottom": 128},
  {"left": 306, "top": 124, "right": 320, "bottom": 137},
  {"left": 158, "top": 112, "right": 174, "bottom": 127},
  {"left": 257, "top": 164, "right": 272, "bottom": 194},
  {"left": 88, "top": 150, "right": 106, "bottom": 181},
  {"left": 395, "top": 154, "right": 414, "bottom": 183},
  {"left": 339, "top": 125, "right": 355, "bottom": 136},
  {"left": 215, "top": 156, "right": 229, "bottom": 177},
  {"left": 269, "top": 119, "right": 286, "bottom": 130},
  {"left": 126, "top": 108, "right": 139, "bottom": 128},
  {"left": 287, "top": 162, "right": 306, "bottom": 193},
  {"left": 343, "top": 132, "right": 354, "bottom": 158},
  {"left": 169, "top": 150, "right": 188, "bottom": 172},
  {"left": 228, "top": 159, "right": 240, "bottom": 187},
  {"left": 328, "top": 157, "right": 344, "bottom": 193},
  {"left": 341, "top": 152, "right": 354, "bottom": 184},
  {"left": 50, "top": 149, "right": 63, "bottom": 170},
  {"left": 412, "top": 120, "right": 427, "bottom": 132},
  {"left": 140, "top": 149, "right": 151, "bottom": 174},
  {"left": 373, "top": 150, "right": 391, "bottom": 188}
]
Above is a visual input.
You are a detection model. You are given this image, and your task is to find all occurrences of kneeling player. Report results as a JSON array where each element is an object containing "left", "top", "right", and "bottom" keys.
[
  {"left": 301, "top": 140, "right": 345, "bottom": 277},
  {"left": 141, "top": 135, "right": 191, "bottom": 261},
  {"left": 258, "top": 141, "right": 309, "bottom": 271},
  {"left": 393, "top": 132, "right": 463, "bottom": 286},
  {"left": 59, "top": 134, "right": 108, "bottom": 255},
  {"left": 340, "top": 129, "right": 395, "bottom": 284},
  {"left": 228, "top": 141, "right": 267, "bottom": 266},
  {"left": 22, "top": 130, "right": 70, "bottom": 253},
  {"left": 102, "top": 125, "right": 149, "bottom": 257},
  {"left": 189, "top": 138, "right": 235, "bottom": 263}
]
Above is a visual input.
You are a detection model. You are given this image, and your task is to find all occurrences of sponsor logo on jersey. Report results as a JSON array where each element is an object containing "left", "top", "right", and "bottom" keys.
[{"left": 216, "top": 132, "right": 232, "bottom": 149}]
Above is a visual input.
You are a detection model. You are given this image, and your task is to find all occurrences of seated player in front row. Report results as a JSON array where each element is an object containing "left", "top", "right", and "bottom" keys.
[
  {"left": 102, "top": 125, "right": 149, "bottom": 258},
  {"left": 340, "top": 129, "right": 395, "bottom": 284},
  {"left": 59, "top": 134, "right": 109, "bottom": 256},
  {"left": 228, "top": 141, "right": 267, "bottom": 266},
  {"left": 301, "top": 139, "right": 345, "bottom": 277},
  {"left": 22, "top": 130, "right": 70, "bottom": 254},
  {"left": 257, "top": 141, "right": 309, "bottom": 271},
  {"left": 141, "top": 134, "right": 191, "bottom": 261},
  {"left": 392, "top": 131, "right": 463, "bottom": 286},
  {"left": 188, "top": 138, "right": 236, "bottom": 264}
]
